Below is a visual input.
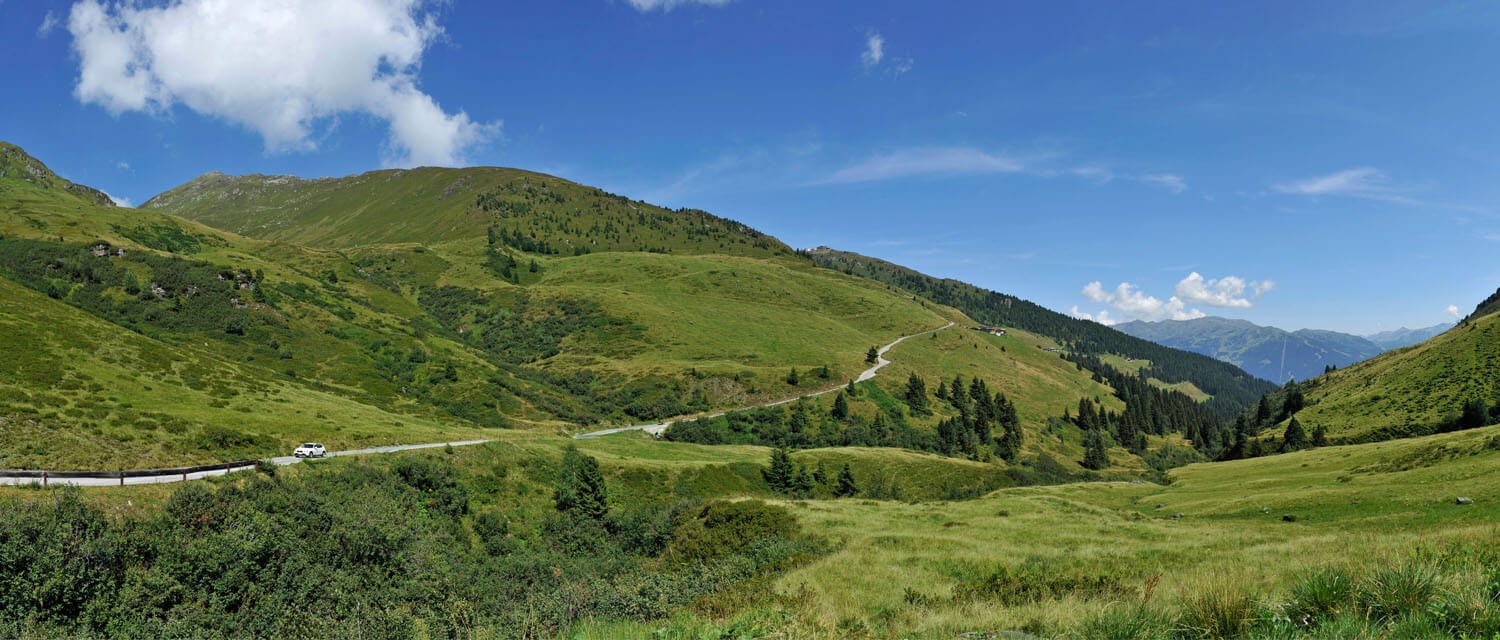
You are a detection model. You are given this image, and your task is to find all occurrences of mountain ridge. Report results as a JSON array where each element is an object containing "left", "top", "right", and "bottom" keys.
[{"left": 1115, "top": 316, "right": 1383, "bottom": 383}]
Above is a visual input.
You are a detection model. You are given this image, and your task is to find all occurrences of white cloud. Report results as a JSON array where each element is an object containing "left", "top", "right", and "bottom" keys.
[
  {"left": 1446, "top": 304, "right": 1461, "bottom": 317},
  {"left": 105, "top": 192, "right": 133, "bottom": 207},
  {"left": 37, "top": 10, "right": 60, "bottom": 36},
  {"left": 861, "top": 32, "right": 885, "bottom": 68},
  {"left": 1174, "top": 272, "right": 1274, "bottom": 308},
  {"left": 820, "top": 147, "right": 1026, "bottom": 184},
  {"left": 66, "top": 0, "right": 497, "bottom": 167},
  {"left": 1082, "top": 280, "right": 1205, "bottom": 322},
  {"left": 116, "top": 160, "right": 130, "bottom": 171},
  {"left": 625, "top": 0, "right": 731, "bottom": 10},
  {"left": 1140, "top": 173, "right": 1187, "bottom": 194},
  {"left": 1069, "top": 306, "right": 1116, "bottom": 326}
]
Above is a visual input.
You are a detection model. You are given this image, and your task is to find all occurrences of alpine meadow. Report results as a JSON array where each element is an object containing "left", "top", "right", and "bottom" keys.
[{"left": 2, "top": 2, "right": 1498, "bottom": 639}]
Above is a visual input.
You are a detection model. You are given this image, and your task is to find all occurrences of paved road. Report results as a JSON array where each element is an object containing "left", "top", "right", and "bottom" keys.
[
  {"left": 4, "top": 322, "right": 957, "bottom": 485},
  {"left": 0, "top": 439, "right": 493, "bottom": 487},
  {"left": 574, "top": 321, "right": 956, "bottom": 439}
]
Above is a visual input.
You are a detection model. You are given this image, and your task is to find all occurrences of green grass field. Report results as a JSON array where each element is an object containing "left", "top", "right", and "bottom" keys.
[{"left": 567, "top": 424, "right": 1500, "bottom": 638}]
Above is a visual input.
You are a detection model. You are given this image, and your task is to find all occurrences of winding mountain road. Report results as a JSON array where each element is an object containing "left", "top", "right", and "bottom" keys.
[
  {"left": 2, "top": 322, "right": 956, "bottom": 487},
  {"left": 574, "top": 321, "right": 955, "bottom": 439}
]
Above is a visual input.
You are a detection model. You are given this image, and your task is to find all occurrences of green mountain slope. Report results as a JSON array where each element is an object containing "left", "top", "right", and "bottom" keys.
[
  {"left": 1115, "top": 316, "right": 1383, "bottom": 382},
  {"left": 143, "top": 167, "right": 788, "bottom": 256},
  {"left": 802, "top": 247, "right": 1277, "bottom": 417},
  {"left": 0, "top": 142, "right": 115, "bottom": 207},
  {"left": 1293, "top": 309, "right": 1500, "bottom": 442}
]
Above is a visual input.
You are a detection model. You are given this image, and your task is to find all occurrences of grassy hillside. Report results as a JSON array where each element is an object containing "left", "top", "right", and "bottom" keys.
[
  {"left": 1291, "top": 310, "right": 1500, "bottom": 442},
  {"left": 15, "top": 143, "right": 1124, "bottom": 472},
  {"left": 0, "top": 277, "right": 487, "bottom": 469},
  {"left": 0, "top": 141, "right": 115, "bottom": 207},
  {"left": 573, "top": 424, "right": 1500, "bottom": 638},
  {"left": 143, "top": 166, "right": 789, "bottom": 256},
  {"left": 803, "top": 247, "right": 1277, "bottom": 418}
]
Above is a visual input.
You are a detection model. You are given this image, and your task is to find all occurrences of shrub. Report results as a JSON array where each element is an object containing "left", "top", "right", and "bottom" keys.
[{"left": 667, "top": 500, "right": 797, "bottom": 563}]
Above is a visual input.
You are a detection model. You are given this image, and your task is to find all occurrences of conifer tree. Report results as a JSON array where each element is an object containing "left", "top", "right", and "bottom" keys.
[
  {"left": 832, "top": 391, "right": 850, "bottom": 420},
  {"left": 1310, "top": 423, "right": 1328, "bottom": 447},
  {"left": 554, "top": 446, "right": 608, "bottom": 521},
  {"left": 762, "top": 448, "right": 795, "bottom": 492},
  {"left": 1082, "top": 429, "right": 1111, "bottom": 470},
  {"left": 1282, "top": 417, "right": 1308, "bottom": 451},
  {"left": 865, "top": 346, "right": 880, "bottom": 364},
  {"left": 835, "top": 464, "right": 859, "bottom": 497},
  {"left": 904, "top": 373, "right": 929, "bottom": 415}
]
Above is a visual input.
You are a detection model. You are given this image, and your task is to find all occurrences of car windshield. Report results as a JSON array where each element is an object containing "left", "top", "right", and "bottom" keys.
[{"left": 301, "top": 443, "right": 317, "bottom": 448}]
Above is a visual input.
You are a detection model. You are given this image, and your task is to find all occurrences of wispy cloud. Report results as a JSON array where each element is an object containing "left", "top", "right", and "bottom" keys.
[
  {"left": 819, "top": 147, "right": 1027, "bottom": 184},
  {"left": 624, "top": 0, "right": 731, "bottom": 11},
  {"left": 1274, "top": 167, "right": 1391, "bottom": 198},
  {"left": 860, "top": 32, "right": 884, "bottom": 68},
  {"left": 36, "top": 10, "right": 59, "bottom": 37},
  {"left": 859, "top": 30, "right": 912, "bottom": 77},
  {"left": 1140, "top": 173, "right": 1187, "bottom": 194},
  {"left": 1071, "top": 166, "right": 1186, "bottom": 193},
  {"left": 1446, "top": 304, "right": 1461, "bottom": 317}
]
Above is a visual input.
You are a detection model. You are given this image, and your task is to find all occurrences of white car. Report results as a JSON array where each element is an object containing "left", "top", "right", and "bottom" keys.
[{"left": 293, "top": 442, "right": 327, "bottom": 458}]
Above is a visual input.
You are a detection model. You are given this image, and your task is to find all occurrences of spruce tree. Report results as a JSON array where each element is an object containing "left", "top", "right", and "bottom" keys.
[
  {"left": 786, "top": 368, "right": 800, "bottom": 386},
  {"left": 792, "top": 464, "right": 815, "bottom": 496},
  {"left": 1282, "top": 417, "right": 1308, "bottom": 451},
  {"left": 1082, "top": 429, "right": 1111, "bottom": 470},
  {"left": 762, "top": 448, "right": 795, "bottom": 492},
  {"left": 865, "top": 346, "right": 880, "bottom": 364},
  {"left": 1310, "top": 424, "right": 1328, "bottom": 447},
  {"left": 835, "top": 464, "right": 859, "bottom": 497},
  {"left": 904, "top": 373, "right": 930, "bottom": 415},
  {"left": 832, "top": 391, "right": 850, "bottom": 420},
  {"left": 554, "top": 446, "right": 608, "bottom": 521}
]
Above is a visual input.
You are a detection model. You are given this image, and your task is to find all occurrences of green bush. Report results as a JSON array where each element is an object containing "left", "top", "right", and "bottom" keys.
[{"left": 667, "top": 500, "right": 798, "bottom": 563}]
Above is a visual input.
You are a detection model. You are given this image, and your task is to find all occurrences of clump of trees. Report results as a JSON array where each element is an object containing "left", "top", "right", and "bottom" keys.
[{"left": 761, "top": 449, "right": 859, "bottom": 498}]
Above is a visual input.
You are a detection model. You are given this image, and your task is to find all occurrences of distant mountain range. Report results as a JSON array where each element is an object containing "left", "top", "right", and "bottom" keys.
[
  {"left": 1115, "top": 317, "right": 1451, "bottom": 383},
  {"left": 1363, "top": 323, "right": 1454, "bottom": 351}
]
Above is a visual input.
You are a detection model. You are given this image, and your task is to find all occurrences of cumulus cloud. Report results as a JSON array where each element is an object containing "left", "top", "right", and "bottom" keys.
[
  {"left": 66, "top": 0, "right": 497, "bottom": 167},
  {"left": 1082, "top": 281, "right": 1205, "bottom": 322},
  {"left": 1175, "top": 272, "right": 1274, "bottom": 309},
  {"left": 625, "top": 0, "right": 731, "bottom": 10},
  {"left": 1069, "top": 306, "right": 1116, "bottom": 326},
  {"left": 819, "top": 147, "right": 1026, "bottom": 184},
  {"left": 1446, "top": 304, "right": 1461, "bottom": 317},
  {"left": 1076, "top": 272, "right": 1275, "bottom": 322},
  {"left": 106, "top": 192, "right": 133, "bottom": 207}
]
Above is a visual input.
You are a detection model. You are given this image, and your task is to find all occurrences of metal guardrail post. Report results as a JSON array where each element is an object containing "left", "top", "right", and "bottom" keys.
[
  {"left": 119, "top": 472, "right": 125, "bottom": 486},
  {"left": 42, "top": 471, "right": 47, "bottom": 488}
]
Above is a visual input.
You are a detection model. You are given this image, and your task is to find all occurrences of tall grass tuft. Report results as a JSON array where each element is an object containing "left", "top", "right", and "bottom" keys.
[
  {"left": 1177, "top": 579, "right": 1256, "bottom": 639},
  {"left": 1283, "top": 566, "right": 1354, "bottom": 627},
  {"left": 1354, "top": 562, "right": 1437, "bottom": 621},
  {"left": 1075, "top": 604, "right": 1175, "bottom": 640}
]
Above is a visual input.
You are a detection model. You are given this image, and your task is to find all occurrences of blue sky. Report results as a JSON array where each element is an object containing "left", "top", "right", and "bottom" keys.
[{"left": 3, "top": 0, "right": 1498, "bottom": 334}]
